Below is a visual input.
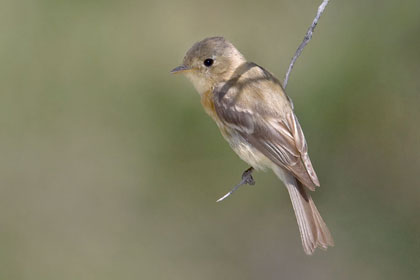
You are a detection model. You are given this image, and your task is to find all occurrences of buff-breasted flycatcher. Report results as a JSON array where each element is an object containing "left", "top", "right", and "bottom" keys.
[{"left": 171, "top": 37, "right": 334, "bottom": 255}]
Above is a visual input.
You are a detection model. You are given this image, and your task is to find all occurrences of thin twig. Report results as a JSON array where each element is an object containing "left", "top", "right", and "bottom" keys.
[
  {"left": 217, "top": 1, "right": 330, "bottom": 203},
  {"left": 283, "top": 0, "right": 330, "bottom": 88},
  {"left": 216, "top": 182, "right": 243, "bottom": 202},
  {"left": 216, "top": 167, "right": 254, "bottom": 202}
]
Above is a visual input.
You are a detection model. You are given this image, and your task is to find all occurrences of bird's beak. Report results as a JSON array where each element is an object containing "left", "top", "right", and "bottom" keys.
[{"left": 171, "top": 65, "right": 190, "bottom": 74}]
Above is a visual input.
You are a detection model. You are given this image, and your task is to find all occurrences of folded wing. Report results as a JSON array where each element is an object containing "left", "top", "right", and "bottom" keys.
[{"left": 213, "top": 71, "right": 319, "bottom": 190}]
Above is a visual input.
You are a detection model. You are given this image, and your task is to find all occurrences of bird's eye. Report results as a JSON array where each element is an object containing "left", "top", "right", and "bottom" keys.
[{"left": 203, "top": 58, "right": 214, "bottom": 67}]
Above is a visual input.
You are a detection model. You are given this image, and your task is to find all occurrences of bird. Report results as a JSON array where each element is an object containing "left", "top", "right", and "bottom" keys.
[{"left": 171, "top": 36, "right": 334, "bottom": 255}]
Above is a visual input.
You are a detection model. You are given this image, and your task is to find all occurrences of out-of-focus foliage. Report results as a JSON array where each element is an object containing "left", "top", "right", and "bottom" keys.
[{"left": 0, "top": 0, "right": 419, "bottom": 279}]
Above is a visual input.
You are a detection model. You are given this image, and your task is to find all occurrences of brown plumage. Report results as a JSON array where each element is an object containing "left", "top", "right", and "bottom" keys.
[{"left": 172, "top": 36, "right": 334, "bottom": 255}]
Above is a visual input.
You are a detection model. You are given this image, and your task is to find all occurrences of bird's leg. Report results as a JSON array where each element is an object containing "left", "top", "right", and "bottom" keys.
[
  {"left": 241, "top": 167, "right": 255, "bottom": 185},
  {"left": 216, "top": 167, "right": 255, "bottom": 202}
]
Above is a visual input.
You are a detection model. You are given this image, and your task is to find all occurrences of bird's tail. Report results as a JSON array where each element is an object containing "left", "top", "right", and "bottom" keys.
[{"left": 273, "top": 167, "right": 334, "bottom": 255}]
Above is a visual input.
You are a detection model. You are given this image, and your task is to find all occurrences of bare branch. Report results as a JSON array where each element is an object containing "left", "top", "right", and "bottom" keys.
[
  {"left": 283, "top": 0, "right": 330, "bottom": 88},
  {"left": 218, "top": 1, "right": 330, "bottom": 203},
  {"left": 217, "top": 167, "right": 254, "bottom": 202}
]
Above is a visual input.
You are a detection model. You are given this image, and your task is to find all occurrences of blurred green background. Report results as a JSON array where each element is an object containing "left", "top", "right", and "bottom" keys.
[{"left": 1, "top": 0, "right": 420, "bottom": 279}]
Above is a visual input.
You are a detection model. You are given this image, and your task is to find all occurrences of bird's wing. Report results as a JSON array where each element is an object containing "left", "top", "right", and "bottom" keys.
[{"left": 213, "top": 72, "right": 319, "bottom": 190}]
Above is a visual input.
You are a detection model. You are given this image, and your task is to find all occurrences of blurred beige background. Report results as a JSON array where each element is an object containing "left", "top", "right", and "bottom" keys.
[{"left": 1, "top": 0, "right": 419, "bottom": 279}]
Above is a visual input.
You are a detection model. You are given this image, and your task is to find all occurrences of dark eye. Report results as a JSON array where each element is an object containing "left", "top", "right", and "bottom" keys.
[{"left": 203, "top": 58, "right": 214, "bottom": 67}]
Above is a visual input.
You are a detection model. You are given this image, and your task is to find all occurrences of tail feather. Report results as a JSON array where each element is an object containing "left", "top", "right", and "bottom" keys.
[{"left": 274, "top": 167, "right": 334, "bottom": 255}]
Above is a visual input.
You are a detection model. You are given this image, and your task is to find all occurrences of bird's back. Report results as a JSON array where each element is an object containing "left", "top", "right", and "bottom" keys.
[{"left": 216, "top": 62, "right": 292, "bottom": 120}]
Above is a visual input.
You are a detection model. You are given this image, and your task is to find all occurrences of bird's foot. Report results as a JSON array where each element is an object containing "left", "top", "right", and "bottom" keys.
[{"left": 216, "top": 167, "right": 255, "bottom": 202}]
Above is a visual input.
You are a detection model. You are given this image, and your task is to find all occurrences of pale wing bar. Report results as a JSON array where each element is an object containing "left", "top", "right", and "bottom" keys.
[{"left": 214, "top": 97, "right": 319, "bottom": 190}]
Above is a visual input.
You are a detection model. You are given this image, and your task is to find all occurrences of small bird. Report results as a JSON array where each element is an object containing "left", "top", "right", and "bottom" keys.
[{"left": 172, "top": 37, "right": 334, "bottom": 255}]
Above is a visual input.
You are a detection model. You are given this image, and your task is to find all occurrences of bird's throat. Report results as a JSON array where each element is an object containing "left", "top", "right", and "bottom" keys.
[{"left": 185, "top": 72, "right": 213, "bottom": 96}]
